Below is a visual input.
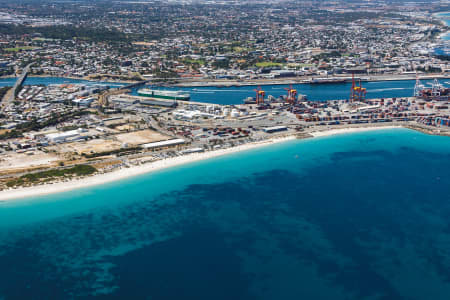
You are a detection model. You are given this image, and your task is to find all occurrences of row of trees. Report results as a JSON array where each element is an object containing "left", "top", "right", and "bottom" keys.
[{"left": 0, "top": 24, "right": 134, "bottom": 43}]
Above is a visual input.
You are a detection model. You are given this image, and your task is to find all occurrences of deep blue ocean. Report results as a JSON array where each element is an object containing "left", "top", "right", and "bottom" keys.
[{"left": 0, "top": 128, "right": 449, "bottom": 299}]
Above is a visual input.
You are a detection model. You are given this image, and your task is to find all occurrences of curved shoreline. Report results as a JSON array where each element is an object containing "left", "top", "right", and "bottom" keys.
[
  {"left": 0, "top": 126, "right": 402, "bottom": 202},
  {"left": 309, "top": 126, "right": 402, "bottom": 137},
  {"left": 434, "top": 12, "right": 450, "bottom": 40},
  {"left": 172, "top": 75, "right": 450, "bottom": 88},
  {"left": 1, "top": 75, "right": 449, "bottom": 90}
]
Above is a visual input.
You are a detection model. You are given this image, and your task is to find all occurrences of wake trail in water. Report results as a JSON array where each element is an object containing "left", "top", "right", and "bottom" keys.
[
  {"left": 369, "top": 87, "right": 410, "bottom": 92},
  {"left": 189, "top": 89, "right": 254, "bottom": 93}
]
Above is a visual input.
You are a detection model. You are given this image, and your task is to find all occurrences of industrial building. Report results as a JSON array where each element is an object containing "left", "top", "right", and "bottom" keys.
[
  {"left": 263, "top": 126, "right": 288, "bottom": 133},
  {"left": 140, "top": 99, "right": 177, "bottom": 108},
  {"left": 45, "top": 128, "right": 88, "bottom": 143},
  {"left": 141, "top": 138, "right": 185, "bottom": 150}
]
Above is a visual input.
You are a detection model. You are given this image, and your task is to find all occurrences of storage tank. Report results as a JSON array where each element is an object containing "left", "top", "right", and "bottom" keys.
[{"left": 231, "top": 109, "right": 240, "bottom": 118}]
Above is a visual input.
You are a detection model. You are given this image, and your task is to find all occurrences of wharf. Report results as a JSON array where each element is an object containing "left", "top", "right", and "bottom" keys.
[
  {"left": 404, "top": 123, "right": 450, "bottom": 137},
  {"left": 172, "top": 73, "right": 450, "bottom": 88},
  {"left": 126, "top": 95, "right": 213, "bottom": 106}
]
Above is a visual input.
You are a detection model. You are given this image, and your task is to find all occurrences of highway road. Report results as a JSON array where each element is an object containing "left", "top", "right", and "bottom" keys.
[{"left": 2, "top": 63, "right": 33, "bottom": 111}]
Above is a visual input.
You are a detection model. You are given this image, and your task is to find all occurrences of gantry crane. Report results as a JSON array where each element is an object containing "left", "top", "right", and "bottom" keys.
[
  {"left": 254, "top": 86, "right": 265, "bottom": 105},
  {"left": 350, "top": 73, "right": 366, "bottom": 102},
  {"left": 284, "top": 85, "right": 297, "bottom": 104}
]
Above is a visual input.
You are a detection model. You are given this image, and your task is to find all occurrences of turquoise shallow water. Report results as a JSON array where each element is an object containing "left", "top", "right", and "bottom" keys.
[{"left": 0, "top": 128, "right": 449, "bottom": 299}]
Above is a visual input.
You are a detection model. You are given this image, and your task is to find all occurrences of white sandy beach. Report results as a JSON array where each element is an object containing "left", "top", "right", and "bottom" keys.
[
  {"left": 433, "top": 12, "right": 450, "bottom": 39},
  {"left": 310, "top": 125, "right": 402, "bottom": 137},
  {"left": 0, "top": 126, "right": 402, "bottom": 202}
]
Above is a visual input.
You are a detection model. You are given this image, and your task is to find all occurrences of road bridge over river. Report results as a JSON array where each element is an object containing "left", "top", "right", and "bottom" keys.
[{"left": 1, "top": 63, "right": 33, "bottom": 112}]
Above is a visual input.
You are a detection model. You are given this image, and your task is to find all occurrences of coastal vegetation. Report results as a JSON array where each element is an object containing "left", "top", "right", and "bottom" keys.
[
  {"left": 82, "top": 147, "right": 142, "bottom": 159},
  {"left": 6, "top": 164, "right": 97, "bottom": 187},
  {"left": 0, "top": 1, "right": 449, "bottom": 297}
]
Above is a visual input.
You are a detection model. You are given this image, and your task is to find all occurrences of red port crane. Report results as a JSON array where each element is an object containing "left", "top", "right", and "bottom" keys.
[
  {"left": 284, "top": 85, "right": 297, "bottom": 104},
  {"left": 254, "top": 86, "right": 265, "bottom": 105},
  {"left": 350, "top": 73, "right": 366, "bottom": 102}
]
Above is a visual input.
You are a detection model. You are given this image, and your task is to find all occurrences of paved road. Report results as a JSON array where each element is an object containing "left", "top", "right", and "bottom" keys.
[{"left": 2, "top": 63, "right": 33, "bottom": 111}]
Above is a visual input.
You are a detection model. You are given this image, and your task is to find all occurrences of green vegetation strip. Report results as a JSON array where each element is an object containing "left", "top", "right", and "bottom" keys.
[
  {"left": 183, "top": 58, "right": 205, "bottom": 65},
  {"left": 0, "top": 25, "right": 134, "bottom": 43},
  {"left": 6, "top": 165, "right": 97, "bottom": 187},
  {"left": 83, "top": 146, "right": 141, "bottom": 158},
  {"left": 255, "top": 62, "right": 283, "bottom": 67},
  {"left": 4, "top": 46, "right": 34, "bottom": 52}
]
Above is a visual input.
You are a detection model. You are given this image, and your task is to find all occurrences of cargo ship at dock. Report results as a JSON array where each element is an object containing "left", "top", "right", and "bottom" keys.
[
  {"left": 137, "top": 88, "right": 190, "bottom": 101},
  {"left": 414, "top": 78, "right": 449, "bottom": 101}
]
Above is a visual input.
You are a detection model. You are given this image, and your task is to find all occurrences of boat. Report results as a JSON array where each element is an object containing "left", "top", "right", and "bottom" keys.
[
  {"left": 243, "top": 97, "right": 256, "bottom": 104},
  {"left": 137, "top": 88, "right": 190, "bottom": 100},
  {"left": 309, "top": 78, "right": 346, "bottom": 84},
  {"left": 415, "top": 78, "right": 449, "bottom": 101}
]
